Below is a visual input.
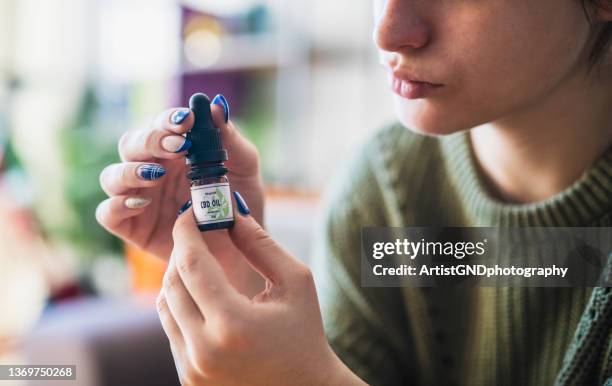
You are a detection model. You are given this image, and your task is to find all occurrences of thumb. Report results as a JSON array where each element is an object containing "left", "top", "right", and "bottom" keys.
[
  {"left": 229, "top": 191, "right": 300, "bottom": 286},
  {"left": 172, "top": 203, "right": 226, "bottom": 282}
]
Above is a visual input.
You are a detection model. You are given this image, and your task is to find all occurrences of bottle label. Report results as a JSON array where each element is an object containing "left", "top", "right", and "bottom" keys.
[{"left": 190, "top": 183, "right": 234, "bottom": 225}]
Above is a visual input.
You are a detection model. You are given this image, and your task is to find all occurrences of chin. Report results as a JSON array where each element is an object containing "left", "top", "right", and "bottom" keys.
[{"left": 393, "top": 96, "right": 476, "bottom": 137}]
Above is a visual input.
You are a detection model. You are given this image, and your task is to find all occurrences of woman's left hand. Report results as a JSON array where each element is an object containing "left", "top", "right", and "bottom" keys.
[{"left": 156, "top": 197, "right": 364, "bottom": 386}]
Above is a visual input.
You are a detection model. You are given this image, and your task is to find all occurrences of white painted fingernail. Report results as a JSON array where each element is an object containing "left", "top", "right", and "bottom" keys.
[
  {"left": 161, "top": 135, "right": 192, "bottom": 153},
  {"left": 124, "top": 197, "right": 152, "bottom": 209}
]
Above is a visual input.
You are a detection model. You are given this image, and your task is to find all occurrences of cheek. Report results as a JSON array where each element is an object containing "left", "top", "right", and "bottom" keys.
[
  {"left": 459, "top": 7, "right": 589, "bottom": 117},
  {"left": 492, "top": 38, "right": 587, "bottom": 130}
]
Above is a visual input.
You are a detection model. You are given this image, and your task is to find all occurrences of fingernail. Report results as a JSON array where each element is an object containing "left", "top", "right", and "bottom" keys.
[
  {"left": 125, "top": 197, "right": 152, "bottom": 209},
  {"left": 212, "top": 94, "right": 230, "bottom": 123},
  {"left": 178, "top": 200, "right": 192, "bottom": 215},
  {"left": 171, "top": 108, "right": 190, "bottom": 125},
  {"left": 162, "top": 136, "right": 192, "bottom": 153},
  {"left": 137, "top": 164, "right": 166, "bottom": 180},
  {"left": 233, "top": 191, "right": 250, "bottom": 216}
]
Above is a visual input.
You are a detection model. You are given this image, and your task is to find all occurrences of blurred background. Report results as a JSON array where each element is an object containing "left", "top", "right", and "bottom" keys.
[{"left": 0, "top": 0, "right": 394, "bottom": 384}]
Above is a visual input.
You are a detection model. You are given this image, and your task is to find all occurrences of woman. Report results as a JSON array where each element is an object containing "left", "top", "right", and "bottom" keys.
[{"left": 96, "top": 0, "right": 612, "bottom": 385}]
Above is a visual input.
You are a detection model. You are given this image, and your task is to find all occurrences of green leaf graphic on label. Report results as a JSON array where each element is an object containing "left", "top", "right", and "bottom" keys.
[{"left": 215, "top": 187, "right": 230, "bottom": 218}]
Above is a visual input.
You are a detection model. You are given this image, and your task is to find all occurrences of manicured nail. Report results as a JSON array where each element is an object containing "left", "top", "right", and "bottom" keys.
[
  {"left": 162, "top": 135, "right": 192, "bottom": 153},
  {"left": 124, "top": 197, "right": 152, "bottom": 209},
  {"left": 178, "top": 200, "right": 192, "bottom": 215},
  {"left": 137, "top": 164, "right": 166, "bottom": 181},
  {"left": 233, "top": 191, "right": 250, "bottom": 216},
  {"left": 171, "top": 108, "right": 190, "bottom": 125},
  {"left": 212, "top": 94, "right": 229, "bottom": 123}
]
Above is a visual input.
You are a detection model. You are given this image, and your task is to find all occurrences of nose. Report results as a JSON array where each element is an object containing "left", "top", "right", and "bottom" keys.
[{"left": 374, "top": 0, "right": 431, "bottom": 53}]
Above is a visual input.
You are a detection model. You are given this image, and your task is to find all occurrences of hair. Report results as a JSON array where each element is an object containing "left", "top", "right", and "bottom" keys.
[{"left": 581, "top": 0, "right": 612, "bottom": 71}]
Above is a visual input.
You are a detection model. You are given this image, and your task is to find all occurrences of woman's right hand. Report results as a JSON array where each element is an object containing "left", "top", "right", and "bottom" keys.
[{"left": 96, "top": 96, "right": 265, "bottom": 294}]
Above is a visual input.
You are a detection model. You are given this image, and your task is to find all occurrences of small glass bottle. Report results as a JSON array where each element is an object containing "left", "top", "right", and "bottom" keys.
[{"left": 185, "top": 93, "right": 234, "bottom": 231}]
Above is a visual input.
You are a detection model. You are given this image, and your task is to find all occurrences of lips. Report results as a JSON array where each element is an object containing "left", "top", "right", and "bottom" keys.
[
  {"left": 391, "top": 76, "right": 442, "bottom": 99},
  {"left": 386, "top": 67, "right": 444, "bottom": 99}
]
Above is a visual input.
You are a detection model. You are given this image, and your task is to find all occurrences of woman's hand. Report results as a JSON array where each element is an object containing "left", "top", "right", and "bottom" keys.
[
  {"left": 156, "top": 196, "right": 366, "bottom": 386},
  {"left": 95, "top": 96, "right": 264, "bottom": 294}
]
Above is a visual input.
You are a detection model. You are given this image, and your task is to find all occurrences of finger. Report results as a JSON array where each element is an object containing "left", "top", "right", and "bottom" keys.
[
  {"left": 209, "top": 97, "right": 259, "bottom": 177},
  {"left": 95, "top": 195, "right": 151, "bottom": 232},
  {"left": 172, "top": 207, "right": 242, "bottom": 313},
  {"left": 162, "top": 258, "right": 206, "bottom": 341},
  {"left": 154, "top": 107, "right": 195, "bottom": 135},
  {"left": 156, "top": 294, "right": 192, "bottom": 385},
  {"left": 118, "top": 128, "right": 192, "bottom": 162},
  {"left": 156, "top": 291, "right": 185, "bottom": 350},
  {"left": 118, "top": 107, "right": 194, "bottom": 162},
  {"left": 229, "top": 191, "right": 301, "bottom": 287},
  {"left": 100, "top": 162, "right": 167, "bottom": 196}
]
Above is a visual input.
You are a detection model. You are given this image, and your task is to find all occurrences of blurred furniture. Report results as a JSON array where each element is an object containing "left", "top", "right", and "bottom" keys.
[{"left": 22, "top": 297, "right": 177, "bottom": 386}]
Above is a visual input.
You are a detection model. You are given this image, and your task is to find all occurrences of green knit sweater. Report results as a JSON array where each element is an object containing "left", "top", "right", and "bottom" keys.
[{"left": 314, "top": 124, "right": 612, "bottom": 386}]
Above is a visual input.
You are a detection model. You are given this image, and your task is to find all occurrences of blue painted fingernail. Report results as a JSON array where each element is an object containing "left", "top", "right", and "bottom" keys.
[
  {"left": 178, "top": 200, "right": 192, "bottom": 215},
  {"left": 233, "top": 191, "right": 250, "bottom": 216},
  {"left": 137, "top": 164, "right": 166, "bottom": 180},
  {"left": 175, "top": 138, "right": 192, "bottom": 153},
  {"left": 171, "top": 108, "right": 190, "bottom": 125},
  {"left": 212, "top": 94, "right": 230, "bottom": 123}
]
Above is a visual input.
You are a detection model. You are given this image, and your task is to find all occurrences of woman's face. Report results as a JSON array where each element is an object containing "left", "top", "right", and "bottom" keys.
[{"left": 374, "top": 0, "right": 593, "bottom": 135}]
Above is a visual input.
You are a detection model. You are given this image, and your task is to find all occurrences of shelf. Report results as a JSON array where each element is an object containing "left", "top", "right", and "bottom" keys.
[{"left": 181, "top": 33, "right": 299, "bottom": 74}]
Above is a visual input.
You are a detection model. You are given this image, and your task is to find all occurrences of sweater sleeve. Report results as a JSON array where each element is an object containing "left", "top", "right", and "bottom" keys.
[{"left": 312, "top": 131, "right": 418, "bottom": 386}]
